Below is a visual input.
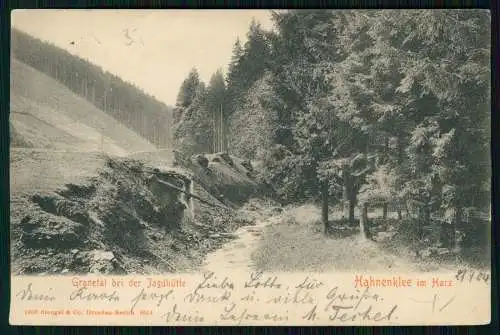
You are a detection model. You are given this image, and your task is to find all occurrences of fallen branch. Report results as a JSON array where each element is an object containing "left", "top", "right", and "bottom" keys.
[{"left": 151, "top": 176, "right": 227, "bottom": 210}]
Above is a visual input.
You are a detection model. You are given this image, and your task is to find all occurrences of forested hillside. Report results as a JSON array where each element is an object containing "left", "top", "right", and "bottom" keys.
[
  {"left": 10, "top": 58, "right": 157, "bottom": 154},
  {"left": 11, "top": 28, "right": 174, "bottom": 148},
  {"left": 173, "top": 10, "right": 491, "bottom": 256}
]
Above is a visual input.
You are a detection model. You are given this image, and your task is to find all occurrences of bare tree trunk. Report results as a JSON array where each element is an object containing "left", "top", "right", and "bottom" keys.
[
  {"left": 452, "top": 206, "right": 462, "bottom": 249},
  {"left": 220, "top": 105, "right": 223, "bottom": 153},
  {"left": 322, "top": 182, "right": 329, "bottom": 234},
  {"left": 213, "top": 116, "right": 216, "bottom": 153},
  {"left": 343, "top": 172, "right": 357, "bottom": 222},
  {"left": 349, "top": 199, "right": 356, "bottom": 223},
  {"left": 382, "top": 203, "right": 388, "bottom": 220},
  {"left": 397, "top": 203, "right": 403, "bottom": 220},
  {"left": 424, "top": 205, "right": 431, "bottom": 227},
  {"left": 342, "top": 185, "right": 349, "bottom": 220},
  {"left": 359, "top": 202, "right": 368, "bottom": 240},
  {"left": 417, "top": 205, "right": 430, "bottom": 241}
]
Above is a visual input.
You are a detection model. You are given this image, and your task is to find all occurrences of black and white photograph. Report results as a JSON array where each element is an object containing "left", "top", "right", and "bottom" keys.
[{"left": 10, "top": 9, "right": 490, "bottom": 279}]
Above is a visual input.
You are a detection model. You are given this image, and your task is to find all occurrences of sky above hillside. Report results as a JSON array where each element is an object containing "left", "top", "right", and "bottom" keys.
[{"left": 11, "top": 9, "right": 274, "bottom": 106}]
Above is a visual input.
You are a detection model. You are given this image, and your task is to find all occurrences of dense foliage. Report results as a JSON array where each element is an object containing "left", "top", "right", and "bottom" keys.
[
  {"left": 173, "top": 10, "right": 490, "bottom": 250},
  {"left": 11, "top": 28, "right": 174, "bottom": 148}
]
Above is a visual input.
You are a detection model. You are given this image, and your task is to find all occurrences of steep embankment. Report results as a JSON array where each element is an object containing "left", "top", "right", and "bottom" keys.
[
  {"left": 10, "top": 148, "right": 276, "bottom": 275},
  {"left": 11, "top": 155, "right": 238, "bottom": 275},
  {"left": 175, "top": 151, "right": 277, "bottom": 207},
  {"left": 10, "top": 58, "right": 157, "bottom": 155}
]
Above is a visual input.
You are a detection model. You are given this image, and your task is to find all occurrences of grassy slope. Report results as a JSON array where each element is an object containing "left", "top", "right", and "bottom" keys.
[{"left": 10, "top": 58, "right": 157, "bottom": 155}]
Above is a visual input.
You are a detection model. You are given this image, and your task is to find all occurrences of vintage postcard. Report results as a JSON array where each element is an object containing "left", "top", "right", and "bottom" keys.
[{"left": 9, "top": 9, "right": 491, "bottom": 326}]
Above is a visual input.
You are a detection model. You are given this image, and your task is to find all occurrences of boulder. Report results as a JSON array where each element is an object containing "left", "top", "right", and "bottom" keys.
[
  {"left": 88, "top": 250, "right": 116, "bottom": 274},
  {"left": 193, "top": 154, "right": 209, "bottom": 168},
  {"left": 20, "top": 212, "right": 85, "bottom": 248},
  {"left": 91, "top": 250, "right": 115, "bottom": 261}
]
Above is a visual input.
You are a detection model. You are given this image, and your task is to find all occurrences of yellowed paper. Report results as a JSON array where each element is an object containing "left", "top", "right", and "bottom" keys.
[
  {"left": 10, "top": 9, "right": 491, "bottom": 326},
  {"left": 9, "top": 271, "right": 491, "bottom": 326}
]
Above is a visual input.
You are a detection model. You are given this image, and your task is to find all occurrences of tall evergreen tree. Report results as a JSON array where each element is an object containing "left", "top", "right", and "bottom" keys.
[
  {"left": 225, "top": 19, "right": 271, "bottom": 121},
  {"left": 174, "top": 81, "right": 213, "bottom": 155},
  {"left": 228, "top": 72, "right": 278, "bottom": 160},
  {"left": 175, "top": 68, "right": 202, "bottom": 108}
]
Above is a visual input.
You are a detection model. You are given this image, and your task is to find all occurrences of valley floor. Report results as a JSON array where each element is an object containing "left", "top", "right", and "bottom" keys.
[
  {"left": 204, "top": 204, "right": 490, "bottom": 274},
  {"left": 10, "top": 148, "right": 489, "bottom": 276}
]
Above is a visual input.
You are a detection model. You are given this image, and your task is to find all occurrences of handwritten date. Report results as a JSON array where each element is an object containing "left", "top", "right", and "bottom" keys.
[{"left": 455, "top": 269, "right": 490, "bottom": 284}]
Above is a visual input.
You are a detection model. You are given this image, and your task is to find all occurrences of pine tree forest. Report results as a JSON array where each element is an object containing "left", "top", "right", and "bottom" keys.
[
  {"left": 172, "top": 10, "right": 491, "bottom": 258},
  {"left": 11, "top": 28, "right": 174, "bottom": 148}
]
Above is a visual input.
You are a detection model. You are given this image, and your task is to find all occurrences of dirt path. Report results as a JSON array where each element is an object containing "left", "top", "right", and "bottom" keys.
[
  {"left": 200, "top": 205, "right": 415, "bottom": 273},
  {"left": 203, "top": 204, "right": 461, "bottom": 274},
  {"left": 202, "top": 215, "right": 280, "bottom": 272}
]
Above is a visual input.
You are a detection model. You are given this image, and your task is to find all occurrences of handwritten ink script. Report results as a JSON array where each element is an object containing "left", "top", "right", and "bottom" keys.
[
  {"left": 10, "top": 271, "right": 491, "bottom": 326},
  {"left": 455, "top": 269, "right": 490, "bottom": 284}
]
